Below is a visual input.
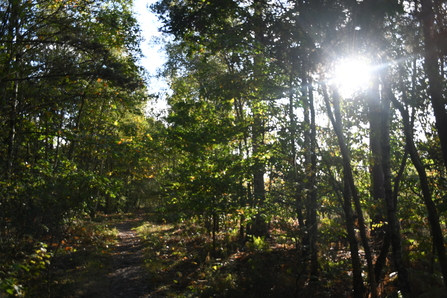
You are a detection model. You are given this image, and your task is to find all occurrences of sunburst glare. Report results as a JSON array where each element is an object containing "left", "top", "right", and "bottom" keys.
[{"left": 332, "top": 57, "right": 373, "bottom": 98}]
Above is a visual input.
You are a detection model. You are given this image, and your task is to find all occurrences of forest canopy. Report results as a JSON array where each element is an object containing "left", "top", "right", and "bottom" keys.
[
  {"left": 150, "top": 0, "right": 447, "bottom": 297},
  {"left": 0, "top": 0, "right": 162, "bottom": 295},
  {"left": 1, "top": 0, "right": 447, "bottom": 297}
]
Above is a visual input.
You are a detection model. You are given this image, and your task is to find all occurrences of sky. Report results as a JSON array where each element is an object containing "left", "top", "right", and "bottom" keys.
[
  {"left": 133, "top": 0, "right": 165, "bottom": 75},
  {"left": 133, "top": 0, "right": 169, "bottom": 114}
]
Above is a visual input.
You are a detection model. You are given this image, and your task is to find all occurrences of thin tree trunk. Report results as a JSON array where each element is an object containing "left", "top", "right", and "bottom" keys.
[
  {"left": 323, "top": 84, "right": 378, "bottom": 297},
  {"left": 288, "top": 76, "right": 306, "bottom": 239},
  {"left": 336, "top": 89, "right": 378, "bottom": 298},
  {"left": 6, "top": 0, "right": 22, "bottom": 178},
  {"left": 304, "top": 75, "right": 318, "bottom": 278},
  {"left": 374, "top": 147, "right": 409, "bottom": 285},
  {"left": 420, "top": 0, "right": 447, "bottom": 175},
  {"left": 387, "top": 86, "right": 447, "bottom": 291},
  {"left": 418, "top": 2, "right": 447, "bottom": 286},
  {"left": 368, "top": 75, "right": 386, "bottom": 238},
  {"left": 322, "top": 84, "right": 366, "bottom": 298},
  {"left": 251, "top": 0, "right": 267, "bottom": 237},
  {"left": 380, "top": 78, "right": 413, "bottom": 297}
]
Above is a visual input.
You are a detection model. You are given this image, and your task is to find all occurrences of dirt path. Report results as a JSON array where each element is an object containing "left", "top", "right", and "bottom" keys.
[{"left": 107, "top": 220, "right": 151, "bottom": 298}]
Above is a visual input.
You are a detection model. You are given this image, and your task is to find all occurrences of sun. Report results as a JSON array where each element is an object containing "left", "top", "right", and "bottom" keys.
[{"left": 332, "top": 57, "right": 372, "bottom": 98}]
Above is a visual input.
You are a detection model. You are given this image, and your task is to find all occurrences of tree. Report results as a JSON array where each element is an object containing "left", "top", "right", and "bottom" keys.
[
  {"left": 152, "top": 0, "right": 447, "bottom": 296},
  {"left": 419, "top": 0, "right": 447, "bottom": 174},
  {"left": 0, "top": 0, "right": 148, "bottom": 273}
]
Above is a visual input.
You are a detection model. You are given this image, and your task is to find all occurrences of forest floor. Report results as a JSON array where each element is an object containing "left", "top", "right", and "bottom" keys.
[
  {"left": 37, "top": 212, "right": 153, "bottom": 298},
  {"left": 36, "top": 211, "right": 351, "bottom": 297},
  {"left": 107, "top": 218, "right": 151, "bottom": 297},
  {"left": 27, "top": 210, "right": 447, "bottom": 298}
]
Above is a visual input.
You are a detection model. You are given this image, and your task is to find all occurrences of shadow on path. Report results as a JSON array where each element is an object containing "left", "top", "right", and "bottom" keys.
[{"left": 107, "top": 220, "right": 151, "bottom": 298}]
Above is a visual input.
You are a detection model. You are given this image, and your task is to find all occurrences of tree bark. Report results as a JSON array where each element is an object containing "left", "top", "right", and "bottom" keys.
[
  {"left": 303, "top": 74, "right": 318, "bottom": 278},
  {"left": 368, "top": 75, "right": 386, "bottom": 238},
  {"left": 5, "top": 0, "right": 22, "bottom": 178},
  {"left": 287, "top": 76, "right": 306, "bottom": 239},
  {"left": 420, "top": 0, "right": 447, "bottom": 175},
  {"left": 308, "top": 77, "right": 318, "bottom": 278},
  {"left": 387, "top": 86, "right": 447, "bottom": 292},
  {"left": 250, "top": 0, "right": 267, "bottom": 237},
  {"left": 333, "top": 88, "right": 378, "bottom": 298},
  {"left": 379, "top": 78, "right": 413, "bottom": 297},
  {"left": 322, "top": 84, "right": 366, "bottom": 298}
]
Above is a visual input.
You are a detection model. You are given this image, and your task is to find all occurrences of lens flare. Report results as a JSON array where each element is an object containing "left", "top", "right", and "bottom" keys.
[{"left": 333, "top": 57, "right": 372, "bottom": 97}]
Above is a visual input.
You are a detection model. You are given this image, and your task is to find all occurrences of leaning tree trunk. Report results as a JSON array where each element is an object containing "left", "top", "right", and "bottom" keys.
[
  {"left": 418, "top": 4, "right": 447, "bottom": 287},
  {"left": 377, "top": 76, "right": 413, "bottom": 297},
  {"left": 387, "top": 86, "right": 447, "bottom": 291},
  {"left": 333, "top": 88, "right": 378, "bottom": 298},
  {"left": 322, "top": 84, "right": 368, "bottom": 298}
]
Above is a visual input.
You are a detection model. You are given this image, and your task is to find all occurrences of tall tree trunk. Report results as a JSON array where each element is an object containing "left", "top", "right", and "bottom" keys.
[
  {"left": 368, "top": 75, "right": 386, "bottom": 238},
  {"left": 419, "top": 4, "right": 447, "bottom": 284},
  {"left": 323, "top": 84, "right": 378, "bottom": 297},
  {"left": 420, "top": 0, "right": 447, "bottom": 174},
  {"left": 250, "top": 0, "right": 267, "bottom": 237},
  {"left": 303, "top": 75, "right": 318, "bottom": 278},
  {"left": 233, "top": 94, "right": 249, "bottom": 241},
  {"left": 379, "top": 77, "right": 413, "bottom": 297},
  {"left": 288, "top": 77, "right": 306, "bottom": 237},
  {"left": 5, "top": 0, "right": 22, "bottom": 178},
  {"left": 322, "top": 84, "right": 366, "bottom": 298},
  {"left": 387, "top": 87, "right": 447, "bottom": 291}
]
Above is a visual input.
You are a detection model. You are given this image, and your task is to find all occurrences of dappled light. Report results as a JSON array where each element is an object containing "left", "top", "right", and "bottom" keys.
[{"left": 2, "top": 0, "right": 447, "bottom": 297}]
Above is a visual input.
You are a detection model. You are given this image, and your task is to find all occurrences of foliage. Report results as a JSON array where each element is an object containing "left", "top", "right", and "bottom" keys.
[
  {"left": 152, "top": 0, "right": 447, "bottom": 296},
  {"left": 2, "top": 0, "right": 447, "bottom": 296},
  {"left": 0, "top": 0, "right": 158, "bottom": 295}
]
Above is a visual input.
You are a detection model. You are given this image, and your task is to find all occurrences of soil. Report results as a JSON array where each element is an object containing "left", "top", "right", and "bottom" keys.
[
  {"left": 62, "top": 216, "right": 154, "bottom": 298},
  {"left": 107, "top": 220, "right": 151, "bottom": 298}
]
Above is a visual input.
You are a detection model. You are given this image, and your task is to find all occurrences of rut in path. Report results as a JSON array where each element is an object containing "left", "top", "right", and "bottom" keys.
[{"left": 107, "top": 220, "right": 151, "bottom": 298}]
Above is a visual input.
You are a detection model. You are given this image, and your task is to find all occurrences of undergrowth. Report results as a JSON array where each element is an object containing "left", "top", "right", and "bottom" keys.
[
  {"left": 135, "top": 215, "right": 346, "bottom": 297},
  {"left": 0, "top": 214, "right": 119, "bottom": 297},
  {"left": 135, "top": 213, "right": 446, "bottom": 298},
  {"left": 4, "top": 211, "right": 445, "bottom": 297}
]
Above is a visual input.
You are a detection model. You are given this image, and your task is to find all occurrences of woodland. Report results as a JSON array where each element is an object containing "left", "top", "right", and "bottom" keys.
[{"left": 1, "top": 0, "right": 447, "bottom": 297}]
